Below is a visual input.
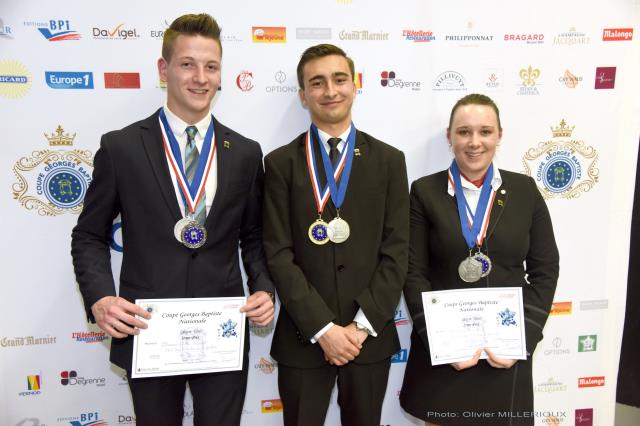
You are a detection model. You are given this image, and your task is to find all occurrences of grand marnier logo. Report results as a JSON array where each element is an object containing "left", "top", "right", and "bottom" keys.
[
  {"left": 12, "top": 125, "right": 93, "bottom": 215},
  {"left": 522, "top": 120, "right": 598, "bottom": 199}
]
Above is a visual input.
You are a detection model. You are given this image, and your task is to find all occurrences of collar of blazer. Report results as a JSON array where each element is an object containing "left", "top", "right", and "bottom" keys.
[{"left": 139, "top": 108, "right": 234, "bottom": 232}]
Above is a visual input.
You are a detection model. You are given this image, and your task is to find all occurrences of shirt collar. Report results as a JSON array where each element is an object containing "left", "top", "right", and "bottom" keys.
[
  {"left": 163, "top": 103, "right": 212, "bottom": 140},
  {"left": 447, "top": 163, "right": 502, "bottom": 196},
  {"left": 317, "top": 127, "right": 351, "bottom": 152}
]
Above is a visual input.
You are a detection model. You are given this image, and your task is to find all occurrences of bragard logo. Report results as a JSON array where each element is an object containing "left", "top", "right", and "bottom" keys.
[
  {"left": 503, "top": 33, "right": 544, "bottom": 44},
  {"left": 522, "top": 120, "right": 599, "bottom": 199},
  {"left": 578, "top": 376, "right": 605, "bottom": 388},
  {"left": 12, "top": 125, "right": 93, "bottom": 216}
]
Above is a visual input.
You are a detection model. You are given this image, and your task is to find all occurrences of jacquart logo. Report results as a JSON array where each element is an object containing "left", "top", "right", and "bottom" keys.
[
  {"left": 45, "top": 71, "right": 94, "bottom": 89},
  {"left": 381, "top": 71, "right": 421, "bottom": 91},
  {"left": 549, "top": 301, "right": 572, "bottom": 315},
  {"left": 391, "top": 348, "right": 408, "bottom": 363},
  {"left": 0, "top": 17, "right": 12, "bottom": 38},
  {"left": 503, "top": 33, "right": 544, "bottom": 44},
  {"left": 339, "top": 29, "right": 389, "bottom": 41},
  {"left": 558, "top": 69, "right": 583, "bottom": 88},
  {"left": 104, "top": 72, "right": 140, "bottom": 89},
  {"left": 236, "top": 70, "right": 254, "bottom": 92},
  {"left": 255, "top": 357, "right": 277, "bottom": 374},
  {"left": 602, "top": 28, "right": 633, "bottom": 41},
  {"left": 12, "top": 125, "right": 93, "bottom": 216},
  {"left": 36, "top": 19, "right": 80, "bottom": 41},
  {"left": 554, "top": 27, "right": 590, "bottom": 45},
  {"left": 594, "top": 67, "right": 616, "bottom": 89},
  {"left": 484, "top": 69, "right": 502, "bottom": 90},
  {"left": 578, "top": 376, "right": 605, "bottom": 388},
  {"left": 517, "top": 65, "right": 541, "bottom": 95},
  {"left": 433, "top": 71, "right": 466, "bottom": 91},
  {"left": 252, "top": 27, "right": 286, "bottom": 43},
  {"left": 261, "top": 399, "right": 283, "bottom": 413},
  {"left": 534, "top": 377, "right": 567, "bottom": 393},
  {"left": 18, "top": 374, "right": 42, "bottom": 396},
  {"left": 0, "top": 60, "right": 32, "bottom": 98},
  {"left": 2, "top": 335, "right": 57, "bottom": 348},
  {"left": 403, "top": 29, "right": 435, "bottom": 42},
  {"left": 265, "top": 70, "right": 297, "bottom": 93},
  {"left": 575, "top": 408, "right": 593, "bottom": 425},
  {"left": 72, "top": 331, "right": 108, "bottom": 343},
  {"left": 354, "top": 72, "right": 363, "bottom": 93},
  {"left": 394, "top": 309, "right": 409, "bottom": 326},
  {"left": 522, "top": 120, "right": 599, "bottom": 199},
  {"left": 296, "top": 27, "right": 331, "bottom": 40},
  {"left": 92, "top": 23, "right": 139, "bottom": 40},
  {"left": 60, "top": 370, "right": 106, "bottom": 387},
  {"left": 578, "top": 335, "right": 597, "bottom": 352},
  {"left": 544, "top": 336, "right": 570, "bottom": 356}
]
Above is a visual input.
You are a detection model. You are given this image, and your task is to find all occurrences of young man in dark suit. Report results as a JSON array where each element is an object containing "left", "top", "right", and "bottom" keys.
[
  {"left": 71, "top": 14, "right": 274, "bottom": 426},
  {"left": 263, "top": 44, "right": 409, "bottom": 426}
]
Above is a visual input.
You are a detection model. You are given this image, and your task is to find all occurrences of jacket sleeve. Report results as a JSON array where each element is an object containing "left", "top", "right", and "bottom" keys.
[
  {"left": 70, "top": 134, "right": 120, "bottom": 321},
  {"left": 354, "top": 149, "right": 409, "bottom": 333}
]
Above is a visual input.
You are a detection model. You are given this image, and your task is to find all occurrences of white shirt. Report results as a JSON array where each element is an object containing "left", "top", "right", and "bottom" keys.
[
  {"left": 312, "top": 126, "right": 377, "bottom": 341},
  {"left": 447, "top": 164, "right": 502, "bottom": 214},
  {"left": 162, "top": 105, "right": 218, "bottom": 216}
]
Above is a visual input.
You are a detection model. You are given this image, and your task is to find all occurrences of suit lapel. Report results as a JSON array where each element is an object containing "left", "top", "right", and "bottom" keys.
[
  {"left": 140, "top": 110, "right": 182, "bottom": 222},
  {"left": 204, "top": 117, "right": 231, "bottom": 229},
  {"left": 486, "top": 173, "right": 508, "bottom": 239}
]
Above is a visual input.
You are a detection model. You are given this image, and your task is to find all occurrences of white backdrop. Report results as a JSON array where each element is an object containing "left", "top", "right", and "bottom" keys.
[{"left": 1, "top": 1, "right": 639, "bottom": 425}]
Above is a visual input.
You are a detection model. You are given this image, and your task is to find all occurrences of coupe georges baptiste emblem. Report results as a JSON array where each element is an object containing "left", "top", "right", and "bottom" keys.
[
  {"left": 522, "top": 119, "right": 599, "bottom": 199},
  {"left": 12, "top": 125, "right": 93, "bottom": 216}
]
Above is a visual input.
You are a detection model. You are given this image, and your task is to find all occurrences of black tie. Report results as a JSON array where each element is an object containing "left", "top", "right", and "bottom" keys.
[{"left": 327, "top": 138, "right": 341, "bottom": 165}]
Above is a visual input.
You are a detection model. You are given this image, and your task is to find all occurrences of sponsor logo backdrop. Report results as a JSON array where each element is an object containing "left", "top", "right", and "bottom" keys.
[{"left": 1, "top": 0, "right": 638, "bottom": 425}]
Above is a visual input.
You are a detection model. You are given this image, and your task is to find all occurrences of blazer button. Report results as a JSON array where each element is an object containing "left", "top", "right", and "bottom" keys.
[
  {"left": 337, "top": 265, "right": 345, "bottom": 272},
  {"left": 191, "top": 251, "right": 198, "bottom": 259}
]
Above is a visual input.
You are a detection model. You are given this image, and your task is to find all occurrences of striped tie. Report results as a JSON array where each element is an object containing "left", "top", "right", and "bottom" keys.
[{"left": 184, "top": 126, "right": 206, "bottom": 225}]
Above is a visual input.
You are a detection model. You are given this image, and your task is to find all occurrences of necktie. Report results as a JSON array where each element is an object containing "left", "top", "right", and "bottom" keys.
[
  {"left": 327, "top": 137, "right": 341, "bottom": 165},
  {"left": 184, "top": 126, "right": 207, "bottom": 225}
]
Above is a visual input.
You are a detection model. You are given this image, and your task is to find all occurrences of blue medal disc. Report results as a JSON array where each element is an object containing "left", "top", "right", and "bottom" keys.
[
  {"left": 181, "top": 221, "right": 207, "bottom": 249},
  {"left": 308, "top": 219, "right": 330, "bottom": 245}
]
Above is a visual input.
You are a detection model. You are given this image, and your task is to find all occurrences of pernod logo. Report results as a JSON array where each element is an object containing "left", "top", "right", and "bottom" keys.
[
  {"left": 522, "top": 120, "right": 599, "bottom": 199},
  {"left": 517, "top": 65, "right": 541, "bottom": 95},
  {"left": 578, "top": 335, "right": 597, "bottom": 352},
  {"left": 12, "top": 125, "right": 93, "bottom": 216},
  {"left": 18, "top": 375, "right": 42, "bottom": 396},
  {"left": 0, "top": 59, "right": 32, "bottom": 98},
  {"left": 45, "top": 72, "right": 94, "bottom": 89},
  {"left": 37, "top": 19, "right": 80, "bottom": 41}
]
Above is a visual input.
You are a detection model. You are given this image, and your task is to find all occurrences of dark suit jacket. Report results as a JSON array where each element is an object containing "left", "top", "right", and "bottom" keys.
[
  {"left": 263, "top": 129, "right": 409, "bottom": 368},
  {"left": 71, "top": 109, "right": 274, "bottom": 370},
  {"left": 400, "top": 169, "right": 559, "bottom": 423}
]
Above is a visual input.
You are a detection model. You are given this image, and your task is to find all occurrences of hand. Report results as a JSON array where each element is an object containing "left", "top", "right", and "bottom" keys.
[
  {"left": 484, "top": 348, "right": 518, "bottom": 369},
  {"left": 91, "top": 296, "right": 151, "bottom": 338},
  {"left": 240, "top": 291, "right": 274, "bottom": 326},
  {"left": 345, "top": 322, "right": 369, "bottom": 345},
  {"left": 318, "top": 324, "right": 362, "bottom": 366},
  {"left": 450, "top": 348, "right": 482, "bottom": 371}
]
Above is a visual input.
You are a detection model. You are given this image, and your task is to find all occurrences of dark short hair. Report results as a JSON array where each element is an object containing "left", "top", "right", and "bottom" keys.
[
  {"left": 296, "top": 44, "right": 355, "bottom": 89},
  {"left": 448, "top": 93, "right": 502, "bottom": 131},
  {"left": 162, "top": 14, "right": 222, "bottom": 61}
]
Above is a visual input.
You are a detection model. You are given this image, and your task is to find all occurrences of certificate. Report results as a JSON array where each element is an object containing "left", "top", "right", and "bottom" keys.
[
  {"left": 421, "top": 287, "right": 526, "bottom": 366},
  {"left": 131, "top": 297, "right": 246, "bottom": 378}
]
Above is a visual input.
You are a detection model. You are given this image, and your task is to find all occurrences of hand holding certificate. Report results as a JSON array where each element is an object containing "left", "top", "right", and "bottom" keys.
[
  {"left": 421, "top": 287, "right": 526, "bottom": 366},
  {"left": 131, "top": 297, "right": 246, "bottom": 378}
]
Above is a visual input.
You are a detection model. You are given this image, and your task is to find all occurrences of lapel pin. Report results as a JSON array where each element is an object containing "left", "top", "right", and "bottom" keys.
[
  {"left": 497, "top": 200, "right": 504, "bottom": 207},
  {"left": 500, "top": 189, "right": 506, "bottom": 194},
  {"left": 224, "top": 140, "right": 230, "bottom": 149},
  {"left": 354, "top": 148, "right": 361, "bottom": 156}
]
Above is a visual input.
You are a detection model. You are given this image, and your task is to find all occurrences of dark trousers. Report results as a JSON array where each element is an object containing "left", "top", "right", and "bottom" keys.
[
  {"left": 127, "top": 363, "right": 248, "bottom": 426},
  {"left": 278, "top": 358, "right": 391, "bottom": 426}
]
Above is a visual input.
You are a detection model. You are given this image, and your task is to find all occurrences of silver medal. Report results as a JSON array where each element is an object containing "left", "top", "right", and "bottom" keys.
[
  {"left": 458, "top": 257, "right": 483, "bottom": 283},
  {"left": 327, "top": 217, "right": 350, "bottom": 243},
  {"left": 474, "top": 252, "right": 493, "bottom": 278},
  {"left": 174, "top": 217, "right": 193, "bottom": 242}
]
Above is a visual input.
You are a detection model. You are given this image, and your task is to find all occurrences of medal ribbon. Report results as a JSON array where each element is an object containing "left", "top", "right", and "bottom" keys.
[
  {"left": 159, "top": 108, "right": 216, "bottom": 215},
  {"left": 448, "top": 161, "right": 496, "bottom": 248},
  {"left": 305, "top": 124, "right": 355, "bottom": 214}
]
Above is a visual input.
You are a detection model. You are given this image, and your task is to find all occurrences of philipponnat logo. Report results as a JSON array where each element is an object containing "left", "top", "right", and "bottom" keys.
[
  {"left": 12, "top": 125, "right": 93, "bottom": 216},
  {"left": 522, "top": 119, "right": 599, "bottom": 199}
]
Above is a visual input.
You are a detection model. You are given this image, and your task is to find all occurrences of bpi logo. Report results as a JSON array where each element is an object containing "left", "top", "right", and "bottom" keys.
[
  {"left": 69, "top": 412, "right": 108, "bottom": 426},
  {"left": 394, "top": 309, "right": 409, "bottom": 326},
  {"left": 45, "top": 72, "right": 94, "bottom": 89},
  {"left": 38, "top": 19, "right": 80, "bottom": 41}
]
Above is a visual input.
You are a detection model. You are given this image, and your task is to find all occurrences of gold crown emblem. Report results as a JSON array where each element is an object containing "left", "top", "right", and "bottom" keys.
[
  {"left": 551, "top": 119, "right": 574, "bottom": 138},
  {"left": 45, "top": 125, "right": 76, "bottom": 146}
]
